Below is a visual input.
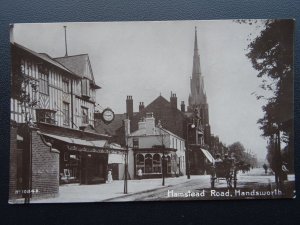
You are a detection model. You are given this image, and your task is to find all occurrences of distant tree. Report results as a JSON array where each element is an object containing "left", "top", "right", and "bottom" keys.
[{"left": 228, "top": 142, "right": 246, "bottom": 161}]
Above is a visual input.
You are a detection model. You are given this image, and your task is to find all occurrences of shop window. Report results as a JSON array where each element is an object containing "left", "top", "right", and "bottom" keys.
[
  {"left": 136, "top": 154, "right": 144, "bottom": 174},
  {"left": 36, "top": 109, "right": 56, "bottom": 124},
  {"left": 153, "top": 154, "right": 161, "bottom": 173},
  {"left": 145, "top": 154, "right": 153, "bottom": 173},
  {"left": 63, "top": 102, "right": 70, "bottom": 126}
]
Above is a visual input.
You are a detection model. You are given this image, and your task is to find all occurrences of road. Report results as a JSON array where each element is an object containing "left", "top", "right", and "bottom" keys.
[{"left": 108, "top": 168, "right": 293, "bottom": 201}]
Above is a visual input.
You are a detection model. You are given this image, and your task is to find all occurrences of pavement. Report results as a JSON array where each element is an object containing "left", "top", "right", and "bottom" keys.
[
  {"left": 29, "top": 168, "right": 295, "bottom": 203},
  {"left": 31, "top": 175, "right": 197, "bottom": 203}
]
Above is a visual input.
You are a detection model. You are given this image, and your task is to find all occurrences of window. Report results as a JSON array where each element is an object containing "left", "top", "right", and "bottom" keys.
[
  {"left": 81, "top": 107, "right": 89, "bottom": 124},
  {"left": 39, "top": 67, "right": 49, "bottom": 95},
  {"left": 62, "top": 79, "right": 69, "bottom": 93},
  {"left": 133, "top": 138, "right": 139, "bottom": 148},
  {"left": 153, "top": 154, "right": 161, "bottom": 173},
  {"left": 63, "top": 102, "right": 70, "bottom": 126},
  {"left": 36, "top": 109, "right": 56, "bottom": 124},
  {"left": 81, "top": 78, "right": 90, "bottom": 97}
]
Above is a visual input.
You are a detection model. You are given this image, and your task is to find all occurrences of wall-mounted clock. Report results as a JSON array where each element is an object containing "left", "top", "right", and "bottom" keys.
[{"left": 102, "top": 108, "right": 115, "bottom": 124}]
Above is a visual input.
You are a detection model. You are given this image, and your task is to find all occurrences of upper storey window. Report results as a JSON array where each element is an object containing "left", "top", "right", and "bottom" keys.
[
  {"left": 39, "top": 67, "right": 49, "bottom": 95},
  {"left": 81, "top": 78, "right": 90, "bottom": 98},
  {"left": 62, "top": 78, "right": 69, "bottom": 93}
]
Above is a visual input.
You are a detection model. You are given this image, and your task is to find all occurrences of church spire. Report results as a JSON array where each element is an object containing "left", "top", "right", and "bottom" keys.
[
  {"left": 192, "top": 26, "right": 201, "bottom": 76},
  {"left": 194, "top": 26, "right": 198, "bottom": 52},
  {"left": 189, "top": 27, "right": 206, "bottom": 108}
]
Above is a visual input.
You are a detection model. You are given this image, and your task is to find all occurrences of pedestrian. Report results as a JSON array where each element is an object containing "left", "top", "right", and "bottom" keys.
[
  {"left": 107, "top": 169, "right": 113, "bottom": 183},
  {"left": 263, "top": 163, "right": 268, "bottom": 174},
  {"left": 281, "top": 162, "right": 288, "bottom": 181},
  {"left": 137, "top": 168, "right": 143, "bottom": 180}
]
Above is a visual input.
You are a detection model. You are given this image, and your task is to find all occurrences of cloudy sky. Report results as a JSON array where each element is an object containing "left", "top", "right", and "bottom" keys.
[{"left": 13, "top": 20, "right": 268, "bottom": 160}]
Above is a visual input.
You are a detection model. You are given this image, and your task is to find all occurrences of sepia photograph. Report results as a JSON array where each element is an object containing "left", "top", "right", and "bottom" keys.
[{"left": 8, "top": 19, "right": 295, "bottom": 203}]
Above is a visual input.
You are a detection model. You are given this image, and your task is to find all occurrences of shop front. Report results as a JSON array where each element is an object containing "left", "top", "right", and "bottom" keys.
[
  {"left": 134, "top": 148, "right": 178, "bottom": 179},
  {"left": 42, "top": 133, "right": 125, "bottom": 185}
]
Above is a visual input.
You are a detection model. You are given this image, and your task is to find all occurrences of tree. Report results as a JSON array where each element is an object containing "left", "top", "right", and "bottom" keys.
[{"left": 246, "top": 19, "right": 294, "bottom": 172}]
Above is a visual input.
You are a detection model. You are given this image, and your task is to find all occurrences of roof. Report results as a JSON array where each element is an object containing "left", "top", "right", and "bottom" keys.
[
  {"left": 55, "top": 54, "right": 91, "bottom": 79},
  {"left": 12, "top": 43, "right": 80, "bottom": 78},
  {"left": 55, "top": 54, "right": 101, "bottom": 88},
  {"left": 131, "top": 95, "right": 187, "bottom": 138},
  {"left": 130, "top": 126, "right": 184, "bottom": 141}
]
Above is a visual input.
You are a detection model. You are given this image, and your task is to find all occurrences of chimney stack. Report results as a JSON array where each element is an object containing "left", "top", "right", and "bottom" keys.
[
  {"left": 170, "top": 92, "right": 177, "bottom": 109},
  {"left": 181, "top": 101, "right": 185, "bottom": 112},
  {"left": 139, "top": 102, "right": 145, "bottom": 112},
  {"left": 145, "top": 112, "right": 155, "bottom": 135},
  {"left": 126, "top": 96, "right": 133, "bottom": 120}
]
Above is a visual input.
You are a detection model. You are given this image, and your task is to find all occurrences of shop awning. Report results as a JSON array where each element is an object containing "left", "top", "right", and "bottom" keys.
[
  {"left": 108, "top": 154, "right": 125, "bottom": 164},
  {"left": 41, "top": 133, "right": 107, "bottom": 148},
  {"left": 201, "top": 149, "right": 215, "bottom": 163}
]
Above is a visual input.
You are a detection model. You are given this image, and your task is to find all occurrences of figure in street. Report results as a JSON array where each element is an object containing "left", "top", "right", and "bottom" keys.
[
  {"left": 137, "top": 168, "right": 143, "bottom": 180},
  {"left": 263, "top": 163, "right": 268, "bottom": 174},
  {"left": 107, "top": 170, "right": 113, "bottom": 183}
]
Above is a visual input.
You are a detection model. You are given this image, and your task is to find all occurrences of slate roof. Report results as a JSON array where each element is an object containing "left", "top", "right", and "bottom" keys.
[
  {"left": 13, "top": 43, "right": 80, "bottom": 78},
  {"left": 55, "top": 54, "right": 91, "bottom": 79}
]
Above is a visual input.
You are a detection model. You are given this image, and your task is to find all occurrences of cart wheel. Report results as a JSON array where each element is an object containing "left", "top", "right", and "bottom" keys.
[
  {"left": 233, "top": 170, "right": 237, "bottom": 189},
  {"left": 227, "top": 177, "right": 232, "bottom": 189},
  {"left": 211, "top": 177, "right": 215, "bottom": 188}
]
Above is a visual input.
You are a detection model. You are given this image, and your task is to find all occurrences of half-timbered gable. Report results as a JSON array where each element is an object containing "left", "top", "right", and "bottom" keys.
[{"left": 10, "top": 43, "right": 100, "bottom": 129}]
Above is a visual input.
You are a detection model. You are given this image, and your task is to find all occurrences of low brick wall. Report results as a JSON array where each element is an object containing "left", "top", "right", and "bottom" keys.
[
  {"left": 9, "top": 123, "right": 18, "bottom": 202},
  {"left": 31, "top": 130, "right": 60, "bottom": 199}
]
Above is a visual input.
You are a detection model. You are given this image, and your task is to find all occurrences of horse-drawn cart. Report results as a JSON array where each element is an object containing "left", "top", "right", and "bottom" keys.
[{"left": 210, "top": 159, "right": 237, "bottom": 189}]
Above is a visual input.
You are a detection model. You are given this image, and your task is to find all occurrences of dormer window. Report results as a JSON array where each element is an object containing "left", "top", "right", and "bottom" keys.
[{"left": 81, "top": 78, "right": 90, "bottom": 98}]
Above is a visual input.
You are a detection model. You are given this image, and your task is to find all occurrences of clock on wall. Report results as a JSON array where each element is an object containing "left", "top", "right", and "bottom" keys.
[{"left": 101, "top": 108, "right": 115, "bottom": 124}]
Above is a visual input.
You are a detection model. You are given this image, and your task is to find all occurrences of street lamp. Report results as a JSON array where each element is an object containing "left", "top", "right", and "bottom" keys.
[{"left": 186, "top": 122, "right": 195, "bottom": 179}]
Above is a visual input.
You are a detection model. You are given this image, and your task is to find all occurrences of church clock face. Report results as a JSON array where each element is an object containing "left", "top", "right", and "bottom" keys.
[{"left": 102, "top": 108, "right": 115, "bottom": 124}]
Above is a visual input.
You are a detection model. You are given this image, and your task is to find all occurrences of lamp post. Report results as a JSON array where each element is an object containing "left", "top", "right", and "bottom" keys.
[
  {"left": 157, "top": 121, "right": 166, "bottom": 186},
  {"left": 186, "top": 122, "right": 195, "bottom": 179},
  {"left": 162, "top": 147, "right": 165, "bottom": 186},
  {"left": 123, "top": 144, "right": 128, "bottom": 194}
]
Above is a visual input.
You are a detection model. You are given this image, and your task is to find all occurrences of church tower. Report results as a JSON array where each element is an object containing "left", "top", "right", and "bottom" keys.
[{"left": 187, "top": 27, "right": 210, "bottom": 145}]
